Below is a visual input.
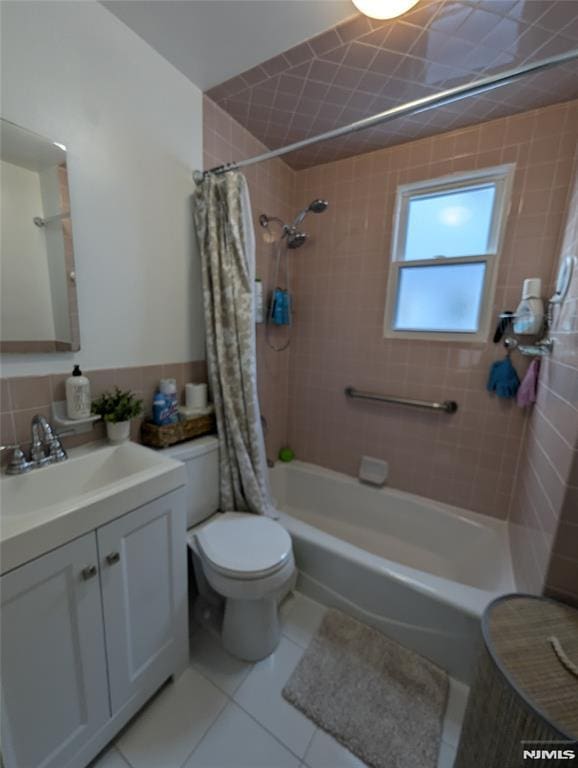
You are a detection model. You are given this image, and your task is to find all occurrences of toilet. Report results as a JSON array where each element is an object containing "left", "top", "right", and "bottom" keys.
[{"left": 165, "top": 436, "right": 296, "bottom": 661}]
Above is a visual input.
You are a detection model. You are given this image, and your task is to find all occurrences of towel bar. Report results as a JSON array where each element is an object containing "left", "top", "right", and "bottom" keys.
[{"left": 344, "top": 387, "right": 458, "bottom": 414}]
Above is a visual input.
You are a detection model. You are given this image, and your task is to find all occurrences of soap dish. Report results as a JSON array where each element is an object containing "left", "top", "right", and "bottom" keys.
[{"left": 51, "top": 401, "right": 100, "bottom": 434}]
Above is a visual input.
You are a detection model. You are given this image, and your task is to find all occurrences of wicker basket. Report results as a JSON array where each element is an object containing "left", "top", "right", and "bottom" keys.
[
  {"left": 141, "top": 413, "right": 216, "bottom": 449},
  {"left": 455, "top": 595, "right": 578, "bottom": 768}
]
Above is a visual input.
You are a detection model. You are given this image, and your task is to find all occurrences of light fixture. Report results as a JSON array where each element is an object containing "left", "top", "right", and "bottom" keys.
[
  {"left": 53, "top": 141, "right": 67, "bottom": 151},
  {"left": 351, "top": 0, "right": 420, "bottom": 20}
]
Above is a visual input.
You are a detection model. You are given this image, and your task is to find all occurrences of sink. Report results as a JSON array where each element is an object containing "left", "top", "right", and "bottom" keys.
[{"left": 0, "top": 441, "right": 185, "bottom": 573}]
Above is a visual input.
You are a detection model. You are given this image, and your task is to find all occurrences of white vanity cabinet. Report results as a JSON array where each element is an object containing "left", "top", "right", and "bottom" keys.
[
  {"left": 98, "top": 493, "right": 187, "bottom": 714},
  {"left": 1, "top": 533, "right": 110, "bottom": 768},
  {"left": 1, "top": 488, "right": 188, "bottom": 768}
]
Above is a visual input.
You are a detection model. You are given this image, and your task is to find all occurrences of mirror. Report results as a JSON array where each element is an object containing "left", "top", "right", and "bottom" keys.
[{"left": 1, "top": 119, "right": 80, "bottom": 352}]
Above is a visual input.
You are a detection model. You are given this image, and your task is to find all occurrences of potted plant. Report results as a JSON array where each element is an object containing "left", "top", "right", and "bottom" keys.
[{"left": 92, "top": 387, "right": 143, "bottom": 444}]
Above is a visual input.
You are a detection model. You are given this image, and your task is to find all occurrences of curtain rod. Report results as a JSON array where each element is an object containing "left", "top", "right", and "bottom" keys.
[{"left": 193, "top": 48, "right": 578, "bottom": 183}]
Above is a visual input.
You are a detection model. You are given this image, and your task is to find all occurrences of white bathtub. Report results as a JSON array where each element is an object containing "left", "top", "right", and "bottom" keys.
[{"left": 270, "top": 460, "right": 516, "bottom": 683}]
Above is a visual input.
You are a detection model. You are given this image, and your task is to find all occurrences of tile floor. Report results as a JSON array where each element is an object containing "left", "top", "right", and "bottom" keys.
[{"left": 91, "top": 594, "right": 469, "bottom": 768}]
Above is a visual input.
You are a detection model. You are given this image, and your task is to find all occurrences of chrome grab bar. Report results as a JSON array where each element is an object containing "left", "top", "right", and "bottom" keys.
[{"left": 344, "top": 386, "right": 458, "bottom": 414}]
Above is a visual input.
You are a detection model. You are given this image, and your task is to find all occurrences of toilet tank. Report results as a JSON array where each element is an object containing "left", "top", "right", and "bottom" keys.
[{"left": 164, "top": 436, "right": 220, "bottom": 528}]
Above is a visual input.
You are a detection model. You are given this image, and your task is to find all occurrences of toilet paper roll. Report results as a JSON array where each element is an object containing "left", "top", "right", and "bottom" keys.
[{"left": 185, "top": 382, "right": 207, "bottom": 410}]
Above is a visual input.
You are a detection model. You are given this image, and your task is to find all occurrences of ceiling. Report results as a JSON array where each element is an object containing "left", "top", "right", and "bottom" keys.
[
  {"left": 102, "top": 0, "right": 356, "bottom": 91},
  {"left": 205, "top": 0, "right": 578, "bottom": 169}
]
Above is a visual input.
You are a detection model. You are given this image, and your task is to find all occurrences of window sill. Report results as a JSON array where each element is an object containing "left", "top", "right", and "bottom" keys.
[{"left": 383, "top": 328, "right": 491, "bottom": 343}]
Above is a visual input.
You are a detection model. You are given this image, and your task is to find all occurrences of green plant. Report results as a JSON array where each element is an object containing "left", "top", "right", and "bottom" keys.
[{"left": 91, "top": 387, "right": 143, "bottom": 424}]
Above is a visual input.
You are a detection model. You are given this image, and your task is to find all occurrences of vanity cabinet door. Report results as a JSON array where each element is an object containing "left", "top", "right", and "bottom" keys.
[
  {"left": 1, "top": 533, "right": 110, "bottom": 768},
  {"left": 97, "top": 489, "right": 187, "bottom": 714}
]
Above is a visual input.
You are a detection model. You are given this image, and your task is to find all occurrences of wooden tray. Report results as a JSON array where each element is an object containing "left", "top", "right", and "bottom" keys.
[{"left": 141, "top": 413, "right": 216, "bottom": 449}]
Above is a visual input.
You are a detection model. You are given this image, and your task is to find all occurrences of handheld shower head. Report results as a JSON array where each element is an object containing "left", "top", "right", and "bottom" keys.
[
  {"left": 291, "top": 199, "right": 329, "bottom": 228},
  {"left": 259, "top": 198, "right": 328, "bottom": 248}
]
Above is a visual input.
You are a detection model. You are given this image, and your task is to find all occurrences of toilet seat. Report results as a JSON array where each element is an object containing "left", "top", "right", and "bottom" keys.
[{"left": 195, "top": 512, "right": 292, "bottom": 581}]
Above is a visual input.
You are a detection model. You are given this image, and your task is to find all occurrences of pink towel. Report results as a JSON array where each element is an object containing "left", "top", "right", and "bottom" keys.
[{"left": 517, "top": 359, "right": 540, "bottom": 407}]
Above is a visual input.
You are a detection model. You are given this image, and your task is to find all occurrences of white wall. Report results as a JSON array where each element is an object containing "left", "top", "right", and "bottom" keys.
[
  {"left": 1, "top": 0, "right": 204, "bottom": 376},
  {"left": 1, "top": 160, "right": 56, "bottom": 341}
]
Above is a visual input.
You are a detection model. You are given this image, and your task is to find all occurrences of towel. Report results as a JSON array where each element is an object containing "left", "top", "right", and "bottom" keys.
[
  {"left": 517, "top": 359, "right": 540, "bottom": 407},
  {"left": 487, "top": 356, "right": 520, "bottom": 398}
]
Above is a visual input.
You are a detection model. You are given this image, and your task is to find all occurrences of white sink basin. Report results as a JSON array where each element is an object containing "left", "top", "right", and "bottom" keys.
[{"left": 0, "top": 441, "right": 185, "bottom": 574}]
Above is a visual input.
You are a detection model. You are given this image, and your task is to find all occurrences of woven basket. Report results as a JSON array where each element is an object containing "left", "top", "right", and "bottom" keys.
[
  {"left": 455, "top": 595, "right": 578, "bottom": 768},
  {"left": 141, "top": 413, "right": 216, "bottom": 449}
]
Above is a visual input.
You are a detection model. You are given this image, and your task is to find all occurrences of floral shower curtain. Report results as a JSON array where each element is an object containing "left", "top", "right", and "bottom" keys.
[{"left": 193, "top": 171, "right": 273, "bottom": 516}]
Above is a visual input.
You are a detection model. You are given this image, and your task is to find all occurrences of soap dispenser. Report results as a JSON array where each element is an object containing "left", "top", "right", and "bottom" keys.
[
  {"left": 513, "top": 278, "right": 544, "bottom": 336},
  {"left": 66, "top": 365, "right": 91, "bottom": 420}
]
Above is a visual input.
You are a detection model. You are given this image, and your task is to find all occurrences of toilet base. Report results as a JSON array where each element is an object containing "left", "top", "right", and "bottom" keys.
[{"left": 222, "top": 597, "right": 281, "bottom": 661}]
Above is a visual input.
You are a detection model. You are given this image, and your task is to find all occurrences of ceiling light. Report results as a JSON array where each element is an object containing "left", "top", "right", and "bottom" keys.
[
  {"left": 53, "top": 141, "right": 67, "bottom": 151},
  {"left": 351, "top": 0, "right": 420, "bottom": 20}
]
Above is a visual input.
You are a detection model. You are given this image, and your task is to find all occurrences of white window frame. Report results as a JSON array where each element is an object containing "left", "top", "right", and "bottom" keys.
[{"left": 383, "top": 164, "right": 515, "bottom": 343}]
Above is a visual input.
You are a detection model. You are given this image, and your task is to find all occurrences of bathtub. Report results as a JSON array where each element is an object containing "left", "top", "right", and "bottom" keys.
[{"left": 269, "top": 460, "right": 516, "bottom": 683}]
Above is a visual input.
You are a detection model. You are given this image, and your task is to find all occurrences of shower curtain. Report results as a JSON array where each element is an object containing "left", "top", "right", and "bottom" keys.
[{"left": 193, "top": 171, "right": 273, "bottom": 516}]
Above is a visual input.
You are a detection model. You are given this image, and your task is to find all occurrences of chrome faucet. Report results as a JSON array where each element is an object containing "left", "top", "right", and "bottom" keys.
[
  {"left": 1, "top": 415, "right": 71, "bottom": 475},
  {"left": 30, "top": 414, "right": 69, "bottom": 464},
  {"left": 0, "top": 445, "right": 33, "bottom": 475}
]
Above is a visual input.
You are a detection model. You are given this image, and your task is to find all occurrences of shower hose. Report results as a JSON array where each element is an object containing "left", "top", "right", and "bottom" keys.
[{"left": 265, "top": 238, "right": 291, "bottom": 352}]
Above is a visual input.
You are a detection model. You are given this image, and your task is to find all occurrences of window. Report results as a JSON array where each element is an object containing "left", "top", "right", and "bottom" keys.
[{"left": 384, "top": 165, "right": 514, "bottom": 342}]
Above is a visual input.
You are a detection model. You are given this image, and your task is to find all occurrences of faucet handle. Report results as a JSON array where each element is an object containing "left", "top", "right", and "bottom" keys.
[
  {"left": 47, "top": 428, "right": 75, "bottom": 463},
  {"left": 1, "top": 444, "right": 32, "bottom": 475},
  {"left": 48, "top": 442, "right": 68, "bottom": 463}
]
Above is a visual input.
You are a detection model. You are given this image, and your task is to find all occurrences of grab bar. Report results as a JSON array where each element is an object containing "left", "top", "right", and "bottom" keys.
[{"left": 344, "top": 386, "right": 458, "bottom": 414}]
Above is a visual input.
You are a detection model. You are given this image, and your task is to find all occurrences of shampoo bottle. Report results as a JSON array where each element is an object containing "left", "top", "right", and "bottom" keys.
[
  {"left": 152, "top": 391, "right": 169, "bottom": 425},
  {"left": 160, "top": 378, "right": 179, "bottom": 424},
  {"left": 66, "top": 365, "right": 91, "bottom": 420}
]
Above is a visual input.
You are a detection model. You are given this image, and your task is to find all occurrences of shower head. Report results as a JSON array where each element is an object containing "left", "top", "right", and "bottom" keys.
[
  {"left": 308, "top": 199, "right": 328, "bottom": 214},
  {"left": 259, "top": 198, "right": 328, "bottom": 248},
  {"left": 286, "top": 231, "right": 308, "bottom": 249},
  {"left": 291, "top": 199, "right": 329, "bottom": 228}
]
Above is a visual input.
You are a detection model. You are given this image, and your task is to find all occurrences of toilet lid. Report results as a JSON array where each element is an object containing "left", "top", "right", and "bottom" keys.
[{"left": 196, "top": 512, "right": 292, "bottom": 578}]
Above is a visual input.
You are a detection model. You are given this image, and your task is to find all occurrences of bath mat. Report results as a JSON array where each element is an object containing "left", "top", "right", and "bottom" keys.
[{"left": 282, "top": 609, "right": 448, "bottom": 768}]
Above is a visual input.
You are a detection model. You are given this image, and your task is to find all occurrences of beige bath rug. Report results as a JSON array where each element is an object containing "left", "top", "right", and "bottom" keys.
[{"left": 282, "top": 609, "right": 448, "bottom": 768}]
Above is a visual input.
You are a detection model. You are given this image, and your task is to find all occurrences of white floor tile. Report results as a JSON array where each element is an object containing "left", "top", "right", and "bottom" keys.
[
  {"left": 190, "top": 624, "right": 254, "bottom": 695},
  {"left": 89, "top": 747, "right": 130, "bottom": 768},
  {"left": 116, "top": 668, "right": 226, "bottom": 768},
  {"left": 184, "top": 701, "right": 301, "bottom": 768},
  {"left": 442, "top": 678, "right": 470, "bottom": 748},
  {"left": 233, "top": 635, "right": 316, "bottom": 758},
  {"left": 281, "top": 594, "right": 326, "bottom": 649},
  {"left": 437, "top": 740, "right": 457, "bottom": 768},
  {"left": 304, "top": 728, "right": 367, "bottom": 768}
]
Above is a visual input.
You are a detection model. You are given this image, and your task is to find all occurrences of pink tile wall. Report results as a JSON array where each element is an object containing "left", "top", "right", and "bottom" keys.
[
  {"left": 287, "top": 100, "right": 578, "bottom": 520},
  {"left": 203, "top": 95, "right": 577, "bottom": 532},
  {"left": 0, "top": 360, "right": 207, "bottom": 455},
  {"left": 204, "top": 96, "right": 296, "bottom": 461},
  {"left": 510, "top": 142, "right": 578, "bottom": 603}
]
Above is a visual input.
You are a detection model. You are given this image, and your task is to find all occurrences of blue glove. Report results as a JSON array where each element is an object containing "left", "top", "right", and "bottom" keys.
[{"left": 487, "top": 356, "right": 520, "bottom": 399}]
